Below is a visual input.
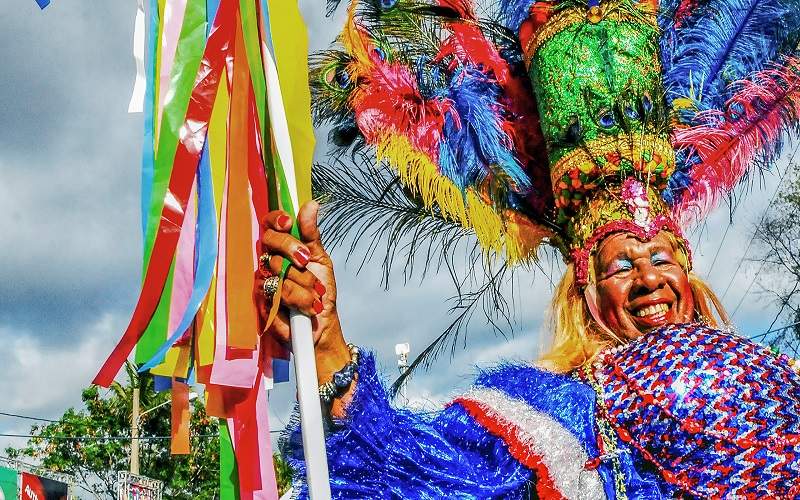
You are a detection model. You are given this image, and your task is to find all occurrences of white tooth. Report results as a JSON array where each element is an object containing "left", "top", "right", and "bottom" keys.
[{"left": 635, "top": 304, "right": 668, "bottom": 317}]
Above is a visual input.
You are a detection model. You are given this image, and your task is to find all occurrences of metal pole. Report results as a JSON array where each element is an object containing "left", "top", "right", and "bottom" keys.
[{"left": 130, "top": 387, "right": 140, "bottom": 475}]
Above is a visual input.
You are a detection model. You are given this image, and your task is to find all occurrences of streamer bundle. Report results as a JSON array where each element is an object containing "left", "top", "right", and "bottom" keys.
[{"left": 93, "top": 1, "right": 314, "bottom": 497}]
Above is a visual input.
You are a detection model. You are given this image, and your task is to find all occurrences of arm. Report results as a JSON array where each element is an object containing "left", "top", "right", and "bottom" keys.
[{"left": 259, "top": 203, "right": 531, "bottom": 497}]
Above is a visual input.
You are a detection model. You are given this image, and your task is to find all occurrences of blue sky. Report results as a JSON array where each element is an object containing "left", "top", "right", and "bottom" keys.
[{"left": 0, "top": 0, "right": 790, "bottom": 467}]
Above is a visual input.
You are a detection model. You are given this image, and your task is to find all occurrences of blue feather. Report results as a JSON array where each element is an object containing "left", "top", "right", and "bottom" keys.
[
  {"left": 498, "top": 0, "right": 537, "bottom": 33},
  {"left": 662, "top": 0, "right": 800, "bottom": 117},
  {"left": 439, "top": 66, "right": 531, "bottom": 196}
]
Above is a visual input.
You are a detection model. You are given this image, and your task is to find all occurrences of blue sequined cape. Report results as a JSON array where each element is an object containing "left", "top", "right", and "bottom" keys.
[{"left": 284, "top": 354, "right": 672, "bottom": 498}]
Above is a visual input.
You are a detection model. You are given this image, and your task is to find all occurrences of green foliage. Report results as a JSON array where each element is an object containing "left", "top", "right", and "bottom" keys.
[
  {"left": 273, "top": 453, "right": 293, "bottom": 496},
  {"left": 755, "top": 170, "right": 800, "bottom": 356},
  {"left": 5, "top": 363, "right": 219, "bottom": 499}
]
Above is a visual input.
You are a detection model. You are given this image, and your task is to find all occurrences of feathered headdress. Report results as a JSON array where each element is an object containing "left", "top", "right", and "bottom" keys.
[{"left": 312, "top": 0, "right": 800, "bottom": 285}]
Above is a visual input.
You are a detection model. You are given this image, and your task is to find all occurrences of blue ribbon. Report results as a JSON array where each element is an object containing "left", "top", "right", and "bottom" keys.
[
  {"left": 206, "top": 0, "right": 220, "bottom": 35},
  {"left": 140, "top": 137, "right": 218, "bottom": 372},
  {"left": 141, "top": 0, "right": 158, "bottom": 244},
  {"left": 260, "top": 0, "right": 276, "bottom": 60},
  {"left": 34, "top": 0, "right": 50, "bottom": 9}
]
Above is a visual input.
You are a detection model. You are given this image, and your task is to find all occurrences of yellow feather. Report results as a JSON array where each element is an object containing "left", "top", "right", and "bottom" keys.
[{"left": 374, "top": 134, "right": 549, "bottom": 264}]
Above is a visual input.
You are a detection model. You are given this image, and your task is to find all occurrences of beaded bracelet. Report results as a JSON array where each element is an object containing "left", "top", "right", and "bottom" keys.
[{"left": 319, "top": 344, "right": 360, "bottom": 404}]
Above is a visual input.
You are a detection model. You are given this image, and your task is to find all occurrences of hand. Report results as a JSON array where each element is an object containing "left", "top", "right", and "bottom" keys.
[{"left": 255, "top": 201, "right": 352, "bottom": 395}]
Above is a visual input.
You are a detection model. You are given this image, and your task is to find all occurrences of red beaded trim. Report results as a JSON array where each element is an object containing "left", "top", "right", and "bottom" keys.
[{"left": 570, "top": 216, "right": 692, "bottom": 286}]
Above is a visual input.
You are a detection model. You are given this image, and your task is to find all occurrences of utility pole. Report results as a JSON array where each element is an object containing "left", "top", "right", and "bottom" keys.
[{"left": 130, "top": 387, "right": 140, "bottom": 475}]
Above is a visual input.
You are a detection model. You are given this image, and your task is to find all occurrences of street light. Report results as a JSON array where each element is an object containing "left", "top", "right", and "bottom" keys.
[
  {"left": 395, "top": 343, "right": 410, "bottom": 402},
  {"left": 130, "top": 389, "right": 198, "bottom": 475}
]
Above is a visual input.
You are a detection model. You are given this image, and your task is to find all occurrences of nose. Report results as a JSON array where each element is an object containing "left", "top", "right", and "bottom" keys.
[{"left": 632, "top": 260, "right": 664, "bottom": 295}]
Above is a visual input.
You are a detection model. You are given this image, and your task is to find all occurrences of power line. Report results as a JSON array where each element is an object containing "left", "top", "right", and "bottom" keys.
[
  {"left": 748, "top": 320, "right": 800, "bottom": 341},
  {"left": 0, "top": 433, "right": 220, "bottom": 441},
  {"left": 706, "top": 221, "right": 731, "bottom": 277},
  {"left": 730, "top": 261, "right": 767, "bottom": 319},
  {"left": 0, "top": 411, "right": 59, "bottom": 423}
]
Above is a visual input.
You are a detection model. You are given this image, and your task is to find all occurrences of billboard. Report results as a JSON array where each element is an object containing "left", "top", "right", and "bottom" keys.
[
  {"left": 20, "top": 472, "right": 68, "bottom": 500},
  {"left": 0, "top": 466, "right": 17, "bottom": 500}
]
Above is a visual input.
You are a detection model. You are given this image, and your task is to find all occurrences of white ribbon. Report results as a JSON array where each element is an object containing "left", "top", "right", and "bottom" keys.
[{"left": 127, "top": 0, "right": 146, "bottom": 113}]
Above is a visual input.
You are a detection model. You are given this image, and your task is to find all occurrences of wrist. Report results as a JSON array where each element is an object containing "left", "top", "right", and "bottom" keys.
[{"left": 314, "top": 318, "right": 350, "bottom": 385}]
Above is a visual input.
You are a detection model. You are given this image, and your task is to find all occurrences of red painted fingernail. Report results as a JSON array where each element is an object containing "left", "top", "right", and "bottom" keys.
[
  {"left": 294, "top": 248, "right": 310, "bottom": 266},
  {"left": 313, "top": 299, "right": 323, "bottom": 314},
  {"left": 314, "top": 281, "right": 326, "bottom": 296},
  {"left": 277, "top": 214, "right": 291, "bottom": 228}
]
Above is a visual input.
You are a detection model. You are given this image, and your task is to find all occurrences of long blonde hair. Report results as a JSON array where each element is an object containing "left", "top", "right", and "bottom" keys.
[{"left": 538, "top": 240, "right": 730, "bottom": 373}]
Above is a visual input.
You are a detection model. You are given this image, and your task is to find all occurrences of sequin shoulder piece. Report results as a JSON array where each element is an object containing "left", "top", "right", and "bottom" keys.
[
  {"left": 593, "top": 323, "right": 800, "bottom": 497},
  {"left": 452, "top": 363, "right": 608, "bottom": 498}
]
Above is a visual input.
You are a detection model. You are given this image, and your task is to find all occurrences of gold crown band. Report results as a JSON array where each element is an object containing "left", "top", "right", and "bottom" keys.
[
  {"left": 549, "top": 134, "right": 675, "bottom": 190},
  {"left": 523, "top": 2, "right": 658, "bottom": 67}
]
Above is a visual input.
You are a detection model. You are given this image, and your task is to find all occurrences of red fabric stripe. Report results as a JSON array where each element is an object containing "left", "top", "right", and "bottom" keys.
[
  {"left": 453, "top": 397, "right": 566, "bottom": 500},
  {"left": 93, "top": 0, "right": 238, "bottom": 387}
]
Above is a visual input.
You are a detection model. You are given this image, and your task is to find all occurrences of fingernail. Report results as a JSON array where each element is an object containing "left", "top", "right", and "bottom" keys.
[
  {"left": 313, "top": 299, "right": 323, "bottom": 315},
  {"left": 314, "top": 281, "right": 326, "bottom": 296},
  {"left": 293, "top": 248, "right": 310, "bottom": 266},
  {"left": 277, "top": 214, "right": 291, "bottom": 228}
]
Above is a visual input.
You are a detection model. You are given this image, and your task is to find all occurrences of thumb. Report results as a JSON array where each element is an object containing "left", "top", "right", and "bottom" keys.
[{"left": 297, "top": 200, "right": 322, "bottom": 244}]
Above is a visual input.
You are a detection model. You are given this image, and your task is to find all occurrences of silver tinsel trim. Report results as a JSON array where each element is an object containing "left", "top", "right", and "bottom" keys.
[{"left": 459, "top": 388, "right": 606, "bottom": 499}]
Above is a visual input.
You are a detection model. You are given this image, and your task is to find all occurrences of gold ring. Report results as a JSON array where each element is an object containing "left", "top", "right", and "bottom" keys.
[{"left": 262, "top": 276, "right": 280, "bottom": 299}]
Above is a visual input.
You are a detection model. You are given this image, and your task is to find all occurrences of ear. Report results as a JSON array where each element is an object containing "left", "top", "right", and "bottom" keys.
[{"left": 584, "top": 283, "right": 616, "bottom": 337}]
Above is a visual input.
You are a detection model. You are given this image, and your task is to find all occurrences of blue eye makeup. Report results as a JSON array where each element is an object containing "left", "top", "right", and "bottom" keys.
[
  {"left": 651, "top": 251, "right": 671, "bottom": 265},
  {"left": 605, "top": 258, "right": 633, "bottom": 277}
]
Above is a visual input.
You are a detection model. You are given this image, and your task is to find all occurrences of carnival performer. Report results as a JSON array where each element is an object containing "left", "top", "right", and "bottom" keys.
[{"left": 255, "top": 0, "right": 800, "bottom": 496}]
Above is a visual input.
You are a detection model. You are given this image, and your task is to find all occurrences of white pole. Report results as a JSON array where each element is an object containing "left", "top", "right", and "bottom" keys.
[
  {"left": 290, "top": 310, "right": 332, "bottom": 499},
  {"left": 260, "top": 8, "right": 330, "bottom": 495}
]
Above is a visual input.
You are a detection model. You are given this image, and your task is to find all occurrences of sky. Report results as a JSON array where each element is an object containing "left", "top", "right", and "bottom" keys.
[{"left": 0, "top": 0, "right": 794, "bottom": 489}]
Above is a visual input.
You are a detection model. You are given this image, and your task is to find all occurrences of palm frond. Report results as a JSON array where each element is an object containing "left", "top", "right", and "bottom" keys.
[
  {"left": 313, "top": 150, "right": 479, "bottom": 285},
  {"left": 389, "top": 261, "right": 514, "bottom": 396}
]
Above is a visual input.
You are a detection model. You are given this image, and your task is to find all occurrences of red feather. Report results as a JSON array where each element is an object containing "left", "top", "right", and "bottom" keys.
[
  {"left": 350, "top": 31, "right": 452, "bottom": 160},
  {"left": 672, "top": 57, "right": 800, "bottom": 225}
]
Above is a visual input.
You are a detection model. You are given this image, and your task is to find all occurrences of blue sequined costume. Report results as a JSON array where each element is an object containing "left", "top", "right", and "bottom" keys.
[{"left": 285, "top": 324, "right": 800, "bottom": 498}]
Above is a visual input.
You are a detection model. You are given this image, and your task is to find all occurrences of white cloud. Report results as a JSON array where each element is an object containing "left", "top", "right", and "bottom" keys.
[{"left": 0, "top": 314, "right": 123, "bottom": 455}]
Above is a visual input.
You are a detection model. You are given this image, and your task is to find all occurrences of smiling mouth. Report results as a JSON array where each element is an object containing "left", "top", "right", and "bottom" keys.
[{"left": 633, "top": 303, "right": 669, "bottom": 317}]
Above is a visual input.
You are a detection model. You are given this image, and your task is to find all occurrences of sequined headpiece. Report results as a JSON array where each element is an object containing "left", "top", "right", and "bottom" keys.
[
  {"left": 311, "top": 0, "right": 800, "bottom": 281},
  {"left": 519, "top": 0, "right": 688, "bottom": 283}
]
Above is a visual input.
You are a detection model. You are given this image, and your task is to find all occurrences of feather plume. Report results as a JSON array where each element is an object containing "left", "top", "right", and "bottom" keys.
[
  {"left": 662, "top": 0, "right": 800, "bottom": 117},
  {"left": 496, "top": 0, "right": 536, "bottom": 33},
  {"left": 671, "top": 58, "right": 800, "bottom": 225}
]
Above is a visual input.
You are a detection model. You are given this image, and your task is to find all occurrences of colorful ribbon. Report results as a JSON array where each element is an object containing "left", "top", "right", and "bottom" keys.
[{"left": 96, "top": 0, "right": 315, "bottom": 496}]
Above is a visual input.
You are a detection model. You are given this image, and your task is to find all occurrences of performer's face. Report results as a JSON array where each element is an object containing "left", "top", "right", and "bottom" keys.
[{"left": 592, "top": 231, "right": 694, "bottom": 340}]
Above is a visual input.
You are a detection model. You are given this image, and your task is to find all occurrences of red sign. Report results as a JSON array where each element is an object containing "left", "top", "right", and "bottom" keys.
[{"left": 20, "top": 472, "right": 68, "bottom": 500}]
